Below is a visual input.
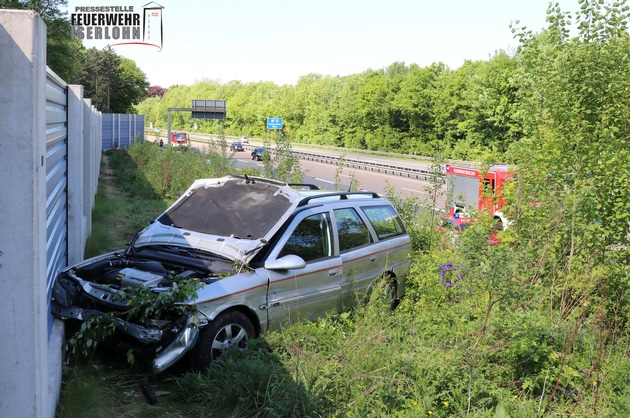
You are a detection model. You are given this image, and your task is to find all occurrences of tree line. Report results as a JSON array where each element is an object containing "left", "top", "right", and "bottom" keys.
[
  {"left": 137, "top": 55, "right": 521, "bottom": 162},
  {"left": 1, "top": 0, "right": 149, "bottom": 113}
]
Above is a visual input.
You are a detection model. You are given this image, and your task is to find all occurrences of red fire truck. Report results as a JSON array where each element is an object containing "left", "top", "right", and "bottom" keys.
[
  {"left": 170, "top": 131, "right": 189, "bottom": 147},
  {"left": 445, "top": 164, "right": 513, "bottom": 229}
]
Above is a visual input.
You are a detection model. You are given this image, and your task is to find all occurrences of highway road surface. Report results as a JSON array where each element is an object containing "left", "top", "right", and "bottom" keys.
[
  {"left": 149, "top": 133, "right": 447, "bottom": 209},
  {"left": 228, "top": 149, "right": 447, "bottom": 209}
]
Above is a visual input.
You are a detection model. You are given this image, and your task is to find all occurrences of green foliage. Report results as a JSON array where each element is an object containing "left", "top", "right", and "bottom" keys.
[
  {"left": 261, "top": 130, "right": 304, "bottom": 182},
  {"left": 135, "top": 58, "right": 523, "bottom": 160},
  {"left": 385, "top": 187, "right": 434, "bottom": 252},
  {"left": 124, "top": 142, "right": 231, "bottom": 200},
  {"left": 506, "top": 0, "right": 630, "bottom": 332},
  {"left": 64, "top": 278, "right": 203, "bottom": 364},
  {"left": 0, "top": 0, "right": 84, "bottom": 80},
  {"left": 71, "top": 47, "right": 148, "bottom": 113},
  {"left": 112, "top": 279, "right": 204, "bottom": 323},
  {"left": 174, "top": 338, "right": 319, "bottom": 417}
]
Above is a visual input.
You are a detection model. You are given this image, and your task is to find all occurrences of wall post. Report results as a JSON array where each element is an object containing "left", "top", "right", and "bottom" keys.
[{"left": 0, "top": 10, "right": 49, "bottom": 418}]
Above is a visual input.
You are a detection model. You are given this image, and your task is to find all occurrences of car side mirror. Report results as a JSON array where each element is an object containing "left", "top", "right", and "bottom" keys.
[{"left": 264, "top": 255, "right": 306, "bottom": 271}]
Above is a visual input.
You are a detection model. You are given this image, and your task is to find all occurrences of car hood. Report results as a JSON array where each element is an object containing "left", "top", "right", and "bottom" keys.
[{"left": 132, "top": 175, "right": 299, "bottom": 261}]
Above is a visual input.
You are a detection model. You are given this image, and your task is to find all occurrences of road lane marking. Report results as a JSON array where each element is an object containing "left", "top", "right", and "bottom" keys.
[
  {"left": 402, "top": 187, "right": 429, "bottom": 194},
  {"left": 310, "top": 175, "right": 336, "bottom": 184}
]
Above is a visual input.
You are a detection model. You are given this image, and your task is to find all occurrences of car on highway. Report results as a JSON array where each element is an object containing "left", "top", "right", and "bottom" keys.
[
  {"left": 251, "top": 146, "right": 265, "bottom": 161},
  {"left": 51, "top": 175, "right": 412, "bottom": 374},
  {"left": 240, "top": 136, "right": 249, "bottom": 144},
  {"left": 229, "top": 141, "right": 244, "bottom": 152}
]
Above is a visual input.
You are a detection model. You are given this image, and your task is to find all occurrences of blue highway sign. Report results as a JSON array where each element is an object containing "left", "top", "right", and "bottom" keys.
[{"left": 267, "top": 117, "right": 283, "bottom": 129}]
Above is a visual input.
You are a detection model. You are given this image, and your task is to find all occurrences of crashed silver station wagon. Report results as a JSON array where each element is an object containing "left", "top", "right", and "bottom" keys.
[{"left": 52, "top": 175, "right": 412, "bottom": 373}]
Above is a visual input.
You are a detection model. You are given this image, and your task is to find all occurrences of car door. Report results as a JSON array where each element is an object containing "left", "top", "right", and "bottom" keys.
[
  {"left": 332, "top": 206, "right": 387, "bottom": 306},
  {"left": 264, "top": 209, "right": 343, "bottom": 331}
]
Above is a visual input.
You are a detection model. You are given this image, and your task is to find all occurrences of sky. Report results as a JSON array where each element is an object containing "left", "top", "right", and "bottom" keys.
[{"left": 64, "top": 0, "right": 582, "bottom": 87}]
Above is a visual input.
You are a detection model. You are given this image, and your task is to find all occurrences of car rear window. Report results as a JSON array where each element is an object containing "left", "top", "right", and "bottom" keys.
[{"left": 361, "top": 205, "right": 406, "bottom": 240}]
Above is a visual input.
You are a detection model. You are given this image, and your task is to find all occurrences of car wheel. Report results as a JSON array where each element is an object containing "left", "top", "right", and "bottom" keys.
[
  {"left": 382, "top": 275, "right": 400, "bottom": 310},
  {"left": 369, "top": 273, "right": 399, "bottom": 310},
  {"left": 189, "top": 310, "right": 254, "bottom": 370}
]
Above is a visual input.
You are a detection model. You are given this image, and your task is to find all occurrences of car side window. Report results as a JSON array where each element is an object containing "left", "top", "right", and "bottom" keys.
[
  {"left": 361, "top": 205, "right": 406, "bottom": 240},
  {"left": 333, "top": 208, "right": 371, "bottom": 252},
  {"left": 278, "top": 213, "right": 332, "bottom": 262}
]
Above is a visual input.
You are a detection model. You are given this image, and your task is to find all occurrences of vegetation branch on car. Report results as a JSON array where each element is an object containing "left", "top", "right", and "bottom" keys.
[{"left": 64, "top": 279, "right": 203, "bottom": 364}]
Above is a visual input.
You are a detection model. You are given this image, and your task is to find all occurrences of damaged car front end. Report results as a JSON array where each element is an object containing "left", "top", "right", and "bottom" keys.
[
  {"left": 52, "top": 175, "right": 297, "bottom": 374},
  {"left": 52, "top": 254, "right": 207, "bottom": 374}
]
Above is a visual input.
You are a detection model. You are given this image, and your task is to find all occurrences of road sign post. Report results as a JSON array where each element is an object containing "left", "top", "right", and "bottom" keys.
[{"left": 167, "top": 100, "right": 227, "bottom": 147}]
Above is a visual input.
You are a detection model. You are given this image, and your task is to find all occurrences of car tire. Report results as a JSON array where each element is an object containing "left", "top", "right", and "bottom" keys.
[
  {"left": 382, "top": 274, "right": 400, "bottom": 310},
  {"left": 368, "top": 273, "right": 399, "bottom": 310},
  {"left": 188, "top": 310, "right": 254, "bottom": 370}
]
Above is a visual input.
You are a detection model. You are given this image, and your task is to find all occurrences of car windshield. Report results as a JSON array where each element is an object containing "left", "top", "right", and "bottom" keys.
[{"left": 156, "top": 179, "right": 292, "bottom": 240}]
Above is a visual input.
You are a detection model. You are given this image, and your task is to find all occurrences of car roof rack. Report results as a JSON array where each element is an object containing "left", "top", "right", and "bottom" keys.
[
  {"left": 288, "top": 183, "right": 320, "bottom": 190},
  {"left": 297, "top": 191, "right": 381, "bottom": 207}
]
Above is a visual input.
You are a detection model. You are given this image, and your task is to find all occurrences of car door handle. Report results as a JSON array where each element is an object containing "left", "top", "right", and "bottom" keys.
[
  {"left": 329, "top": 268, "right": 339, "bottom": 277},
  {"left": 259, "top": 301, "right": 280, "bottom": 310},
  {"left": 370, "top": 256, "right": 377, "bottom": 262}
]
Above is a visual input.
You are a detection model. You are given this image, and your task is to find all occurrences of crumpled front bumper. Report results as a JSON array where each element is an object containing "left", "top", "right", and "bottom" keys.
[
  {"left": 152, "top": 313, "right": 199, "bottom": 374},
  {"left": 53, "top": 302, "right": 200, "bottom": 374}
]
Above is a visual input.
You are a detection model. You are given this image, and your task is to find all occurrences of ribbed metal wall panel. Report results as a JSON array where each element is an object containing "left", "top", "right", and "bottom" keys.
[
  {"left": 135, "top": 114, "right": 145, "bottom": 143},
  {"left": 45, "top": 70, "right": 68, "bottom": 333},
  {"left": 102, "top": 113, "right": 114, "bottom": 150},
  {"left": 102, "top": 113, "right": 144, "bottom": 150},
  {"left": 120, "top": 114, "right": 129, "bottom": 147}
]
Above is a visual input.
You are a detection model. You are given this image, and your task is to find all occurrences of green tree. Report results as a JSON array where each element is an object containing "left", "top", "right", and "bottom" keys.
[
  {"left": 507, "top": 0, "right": 630, "bottom": 331},
  {"left": 291, "top": 74, "right": 342, "bottom": 145},
  {"left": 73, "top": 47, "right": 148, "bottom": 113},
  {"left": 328, "top": 73, "right": 365, "bottom": 149},
  {"left": 459, "top": 53, "right": 520, "bottom": 154},
  {"left": 0, "top": 0, "right": 83, "bottom": 80},
  {"left": 392, "top": 63, "right": 444, "bottom": 153},
  {"left": 355, "top": 70, "right": 392, "bottom": 151},
  {"left": 74, "top": 47, "right": 120, "bottom": 112},
  {"left": 110, "top": 57, "right": 149, "bottom": 113}
]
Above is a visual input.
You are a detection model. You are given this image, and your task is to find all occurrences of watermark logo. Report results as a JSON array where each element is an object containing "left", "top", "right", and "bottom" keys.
[{"left": 70, "top": 2, "right": 164, "bottom": 50}]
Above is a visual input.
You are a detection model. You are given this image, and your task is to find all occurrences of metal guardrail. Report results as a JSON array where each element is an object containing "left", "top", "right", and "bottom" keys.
[
  {"left": 291, "top": 150, "right": 442, "bottom": 182},
  {"left": 148, "top": 130, "right": 445, "bottom": 182}
]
